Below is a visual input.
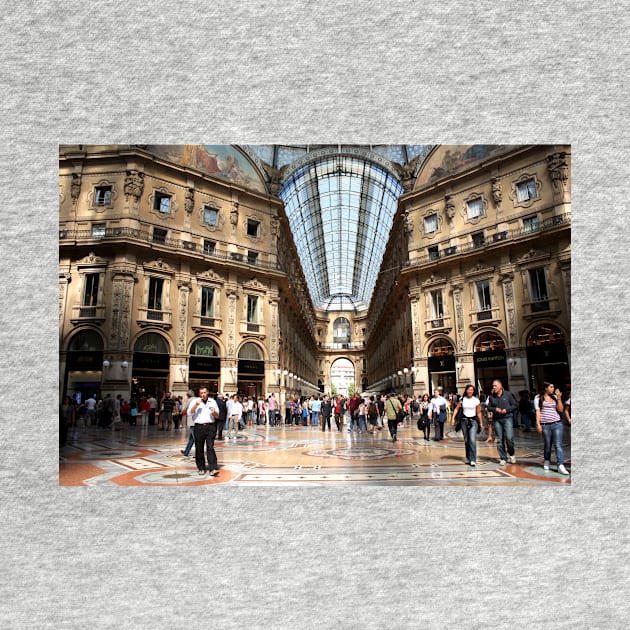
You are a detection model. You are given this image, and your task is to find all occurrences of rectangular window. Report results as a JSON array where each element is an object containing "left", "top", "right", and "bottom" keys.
[
  {"left": 517, "top": 179, "right": 537, "bottom": 202},
  {"left": 203, "top": 207, "right": 218, "bottom": 226},
  {"left": 247, "top": 295, "right": 259, "bottom": 323},
  {"left": 148, "top": 278, "right": 163, "bottom": 311},
  {"left": 203, "top": 239, "right": 216, "bottom": 255},
  {"left": 201, "top": 286, "right": 214, "bottom": 317},
  {"left": 428, "top": 245, "right": 440, "bottom": 260},
  {"left": 247, "top": 219, "right": 260, "bottom": 237},
  {"left": 83, "top": 273, "right": 99, "bottom": 306},
  {"left": 523, "top": 215, "right": 540, "bottom": 233},
  {"left": 154, "top": 192, "right": 171, "bottom": 213},
  {"left": 424, "top": 214, "right": 438, "bottom": 233},
  {"left": 476, "top": 280, "right": 492, "bottom": 311},
  {"left": 466, "top": 198, "right": 483, "bottom": 219},
  {"left": 472, "top": 231, "right": 485, "bottom": 247},
  {"left": 153, "top": 227, "right": 167, "bottom": 243},
  {"left": 91, "top": 224, "right": 106, "bottom": 238},
  {"left": 430, "top": 290, "right": 444, "bottom": 318},
  {"left": 94, "top": 186, "right": 112, "bottom": 206},
  {"left": 529, "top": 267, "right": 548, "bottom": 302},
  {"left": 247, "top": 251, "right": 259, "bottom": 265}
]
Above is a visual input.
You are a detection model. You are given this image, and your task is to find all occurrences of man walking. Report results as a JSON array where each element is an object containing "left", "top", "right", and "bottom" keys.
[
  {"left": 429, "top": 389, "right": 448, "bottom": 441},
  {"left": 189, "top": 387, "right": 220, "bottom": 476},
  {"left": 487, "top": 379, "right": 518, "bottom": 466}
]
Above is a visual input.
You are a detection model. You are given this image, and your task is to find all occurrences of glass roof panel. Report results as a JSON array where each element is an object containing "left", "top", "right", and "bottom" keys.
[{"left": 279, "top": 154, "right": 404, "bottom": 312}]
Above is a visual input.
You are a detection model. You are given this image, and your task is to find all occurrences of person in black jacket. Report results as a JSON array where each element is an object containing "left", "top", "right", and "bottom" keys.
[
  {"left": 216, "top": 393, "right": 228, "bottom": 440},
  {"left": 486, "top": 379, "right": 518, "bottom": 466},
  {"left": 320, "top": 395, "right": 332, "bottom": 432}
]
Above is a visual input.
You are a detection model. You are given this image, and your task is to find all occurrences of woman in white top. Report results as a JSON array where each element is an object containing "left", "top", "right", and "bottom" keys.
[{"left": 452, "top": 385, "right": 484, "bottom": 466}]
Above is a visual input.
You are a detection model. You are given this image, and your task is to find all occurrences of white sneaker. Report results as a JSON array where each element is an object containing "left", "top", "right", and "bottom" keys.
[
  {"left": 470, "top": 461, "right": 476, "bottom": 467},
  {"left": 499, "top": 460, "right": 506, "bottom": 466},
  {"left": 558, "top": 464, "right": 570, "bottom": 475},
  {"left": 544, "top": 460, "right": 550, "bottom": 470},
  {"left": 509, "top": 454, "right": 517, "bottom": 464}
]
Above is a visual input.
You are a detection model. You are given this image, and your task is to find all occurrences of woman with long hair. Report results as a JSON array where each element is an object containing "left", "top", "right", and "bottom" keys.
[
  {"left": 451, "top": 385, "right": 484, "bottom": 466},
  {"left": 419, "top": 393, "right": 431, "bottom": 441},
  {"left": 535, "top": 382, "right": 569, "bottom": 475}
]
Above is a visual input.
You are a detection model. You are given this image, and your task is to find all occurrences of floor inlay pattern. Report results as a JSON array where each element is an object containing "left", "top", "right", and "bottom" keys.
[{"left": 60, "top": 424, "right": 571, "bottom": 487}]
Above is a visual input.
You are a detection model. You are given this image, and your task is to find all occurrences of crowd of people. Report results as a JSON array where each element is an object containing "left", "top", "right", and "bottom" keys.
[{"left": 60, "top": 379, "right": 571, "bottom": 475}]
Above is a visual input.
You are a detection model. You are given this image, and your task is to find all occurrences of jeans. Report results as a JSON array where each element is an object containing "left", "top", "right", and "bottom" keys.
[
  {"left": 358, "top": 415, "right": 367, "bottom": 432},
  {"left": 311, "top": 411, "right": 319, "bottom": 426},
  {"left": 542, "top": 421, "right": 565, "bottom": 466},
  {"left": 194, "top": 422, "right": 218, "bottom": 472},
  {"left": 462, "top": 418, "right": 479, "bottom": 463},
  {"left": 183, "top": 425, "right": 195, "bottom": 456},
  {"left": 387, "top": 418, "right": 398, "bottom": 439},
  {"left": 493, "top": 414, "right": 515, "bottom": 461},
  {"left": 433, "top": 420, "right": 444, "bottom": 440},
  {"left": 321, "top": 415, "right": 331, "bottom": 431}
]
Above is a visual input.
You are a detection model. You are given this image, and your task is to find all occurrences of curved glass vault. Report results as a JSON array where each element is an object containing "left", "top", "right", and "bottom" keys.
[{"left": 278, "top": 155, "right": 405, "bottom": 312}]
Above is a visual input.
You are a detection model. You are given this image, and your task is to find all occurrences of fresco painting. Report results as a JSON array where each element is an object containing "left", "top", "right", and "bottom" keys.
[
  {"left": 147, "top": 145, "right": 266, "bottom": 193},
  {"left": 416, "top": 145, "right": 514, "bottom": 186}
]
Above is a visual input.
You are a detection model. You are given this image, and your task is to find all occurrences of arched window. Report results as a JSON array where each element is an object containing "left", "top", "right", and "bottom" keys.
[
  {"left": 68, "top": 330, "right": 104, "bottom": 352},
  {"left": 134, "top": 332, "right": 169, "bottom": 354},
  {"left": 527, "top": 324, "right": 565, "bottom": 346},
  {"left": 191, "top": 337, "right": 218, "bottom": 356},
  {"left": 474, "top": 331, "right": 506, "bottom": 353},
  {"left": 428, "top": 338, "right": 455, "bottom": 356},
  {"left": 238, "top": 342, "right": 263, "bottom": 361},
  {"left": 333, "top": 317, "right": 351, "bottom": 343}
]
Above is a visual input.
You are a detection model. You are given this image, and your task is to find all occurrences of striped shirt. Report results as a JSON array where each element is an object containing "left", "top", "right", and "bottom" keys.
[{"left": 537, "top": 398, "right": 561, "bottom": 424}]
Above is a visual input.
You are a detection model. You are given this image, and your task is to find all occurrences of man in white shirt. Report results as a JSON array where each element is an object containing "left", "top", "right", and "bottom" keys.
[
  {"left": 189, "top": 387, "right": 220, "bottom": 476},
  {"left": 85, "top": 395, "right": 97, "bottom": 426},
  {"left": 429, "top": 389, "right": 448, "bottom": 441},
  {"left": 227, "top": 394, "right": 243, "bottom": 440}
]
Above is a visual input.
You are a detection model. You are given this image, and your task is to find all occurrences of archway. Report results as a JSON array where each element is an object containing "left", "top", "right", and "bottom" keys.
[
  {"left": 132, "top": 332, "right": 171, "bottom": 405},
  {"left": 427, "top": 338, "right": 456, "bottom": 395},
  {"left": 473, "top": 331, "right": 508, "bottom": 395},
  {"left": 330, "top": 357, "right": 355, "bottom": 397},
  {"left": 526, "top": 324, "right": 569, "bottom": 393},
  {"left": 237, "top": 342, "right": 265, "bottom": 399},
  {"left": 189, "top": 337, "right": 220, "bottom": 395},
  {"left": 64, "top": 329, "right": 104, "bottom": 402},
  {"left": 332, "top": 317, "right": 352, "bottom": 348}
]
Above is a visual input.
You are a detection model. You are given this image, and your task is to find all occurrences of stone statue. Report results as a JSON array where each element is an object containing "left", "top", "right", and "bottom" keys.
[
  {"left": 185, "top": 187, "right": 194, "bottom": 214},
  {"left": 71, "top": 173, "right": 81, "bottom": 202},
  {"left": 124, "top": 170, "right": 144, "bottom": 200},
  {"left": 445, "top": 195, "right": 456, "bottom": 221},
  {"left": 491, "top": 177, "right": 502, "bottom": 206},
  {"left": 546, "top": 152, "right": 569, "bottom": 195},
  {"left": 230, "top": 202, "right": 239, "bottom": 227}
]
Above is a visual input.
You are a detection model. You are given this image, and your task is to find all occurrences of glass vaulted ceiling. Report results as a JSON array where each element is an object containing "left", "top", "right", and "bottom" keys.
[{"left": 278, "top": 155, "right": 405, "bottom": 313}]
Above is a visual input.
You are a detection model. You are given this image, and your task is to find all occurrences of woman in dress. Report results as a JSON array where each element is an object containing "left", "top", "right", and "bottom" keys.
[
  {"left": 535, "top": 382, "right": 569, "bottom": 475},
  {"left": 419, "top": 393, "right": 431, "bottom": 441},
  {"left": 451, "top": 385, "right": 484, "bottom": 466}
]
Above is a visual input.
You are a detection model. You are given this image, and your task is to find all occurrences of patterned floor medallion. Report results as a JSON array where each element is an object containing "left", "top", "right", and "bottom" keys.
[{"left": 60, "top": 424, "right": 571, "bottom": 486}]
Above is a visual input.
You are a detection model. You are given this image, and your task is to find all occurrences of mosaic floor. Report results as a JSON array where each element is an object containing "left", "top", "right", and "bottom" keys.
[{"left": 59, "top": 422, "right": 571, "bottom": 487}]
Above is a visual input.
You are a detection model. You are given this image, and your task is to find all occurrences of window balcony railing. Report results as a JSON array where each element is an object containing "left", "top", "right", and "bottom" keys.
[
  {"left": 191, "top": 315, "right": 222, "bottom": 332},
  {"left": 423, "top": 315, "right": 452, "bottom": 335},
  {"left": 469, "top": 307, "right": 501, "bottom": 329},
  {"left": 70, "top": 304, "right": 106, "bottom": 323},
  {"left": 318, "top": 342, "right": 365, "bottom": 351},
  {"left": 522, "top": 296, "right": 561, "bottom": 319},
  {"left": 137, "top": 307, "right": 172, "bottom": 329},
  {"left": 403, "top": 212, "right": 571, "bottom": 271},
  {"left": 59, "top": 226, "right": 281, "bottom": 271},
  {"left": 240, "top": 320, "right": 265, "bottom": 337}
]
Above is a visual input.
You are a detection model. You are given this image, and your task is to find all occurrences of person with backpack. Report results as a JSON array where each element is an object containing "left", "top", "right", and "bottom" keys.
[
  {"left": 428, "top": 389, "right": 448, "bottom": 441},
  {"left": 367, "top": 395, "right": 381, "bottom": 433},
  {"left": 384, "top": 394, "right": 403, "bottom": 442}
]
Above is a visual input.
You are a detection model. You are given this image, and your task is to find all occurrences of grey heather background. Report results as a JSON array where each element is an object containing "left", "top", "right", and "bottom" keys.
[{"left": 0, "top": 1, "right": 627, "bottom": 628}]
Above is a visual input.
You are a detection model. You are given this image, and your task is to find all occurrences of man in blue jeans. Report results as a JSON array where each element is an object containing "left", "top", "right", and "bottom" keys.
[{"left": 487, "top": 379, "right": 518, "bottom": 466}]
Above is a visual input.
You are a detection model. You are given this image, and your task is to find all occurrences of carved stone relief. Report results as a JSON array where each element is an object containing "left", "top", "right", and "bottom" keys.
[
  {"left": 269, "top": 298, "right": 279, "bottom": 362},
  {"left": 546, "top": 152, "right": 569, "bottom": 200},
  {"left": 453, "top": 288, "right": 466, "bottom": 352},
  {"left": 501, "top": 277, "right": 518, "bottom": 346},
  {"left": 176, "top": 283, "right": 190, "bottom": 354},
  {"left": 71, "top": 173, "right": 81, "bottom": 203}
]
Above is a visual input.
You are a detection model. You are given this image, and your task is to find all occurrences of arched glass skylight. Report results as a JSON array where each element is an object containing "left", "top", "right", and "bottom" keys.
[{"left": 279, "top": 155, "right": 405, "bottom": 312}]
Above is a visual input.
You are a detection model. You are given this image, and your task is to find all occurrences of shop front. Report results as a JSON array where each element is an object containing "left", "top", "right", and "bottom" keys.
[
  {"left": 473, "top": 331, "right": 508, "bottom": 395},
  {"left": 526, "top": 324, "right": 570, "bottom": 393},
  {"left": 132, "top": 332, "right": 170, "bottom": 401},
  {"left": 188, "top": 337, "right": 221, "bottom": 395},
  {"left": 63, "top": 329, "right": 104, "bottom": 402},
  {"left": 427, "top": 338, "right": 456, "bottom": 395},
  {"left": 237, "top": 359, "right": 265, "bottom": 399}
]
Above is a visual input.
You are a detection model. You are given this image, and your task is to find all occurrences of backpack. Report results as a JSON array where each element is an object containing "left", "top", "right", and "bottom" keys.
[
  {"left": 368, "top": 402, "right": 378, "bottom": 418},
  {"left": 411, "top": 399, "right": 420, "bottom": 413}
]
